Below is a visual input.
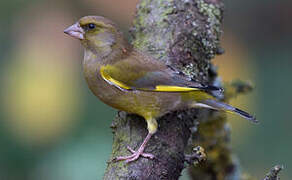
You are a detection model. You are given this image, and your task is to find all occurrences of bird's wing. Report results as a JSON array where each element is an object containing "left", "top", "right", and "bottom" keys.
[{"left": 100, "top": 53, "right": 222, "bottom": 93}]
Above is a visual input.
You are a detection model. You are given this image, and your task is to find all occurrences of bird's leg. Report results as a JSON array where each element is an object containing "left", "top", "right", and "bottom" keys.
[
  {"left": 115, "top": 132, "right": 154, "bottom": 163},
  {"left": 115, "top": 118, "right": 157, "bottom": 163}
]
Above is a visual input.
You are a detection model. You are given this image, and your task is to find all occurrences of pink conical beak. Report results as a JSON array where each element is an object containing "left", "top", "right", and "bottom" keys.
[{"left": 64, "top": 23, "right": 85, "bottom": 40}]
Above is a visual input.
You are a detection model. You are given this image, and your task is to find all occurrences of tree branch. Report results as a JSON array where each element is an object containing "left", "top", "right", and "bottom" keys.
[{"left": 103, "top": 0, "right": 237, "bottom": 179}]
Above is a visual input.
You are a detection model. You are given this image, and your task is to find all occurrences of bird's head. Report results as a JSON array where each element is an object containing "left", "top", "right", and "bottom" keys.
[{"left": 64, "top": 16, "right": 124, "bottom": 55}]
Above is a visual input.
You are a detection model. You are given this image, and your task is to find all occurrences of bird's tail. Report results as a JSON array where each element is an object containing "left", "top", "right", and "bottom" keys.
[{"left": 193, "top": 99, "right": 258, "bottom": 123}]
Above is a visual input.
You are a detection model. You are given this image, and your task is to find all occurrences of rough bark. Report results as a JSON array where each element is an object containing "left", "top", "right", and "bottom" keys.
[{"left": 103, "top": 0, "right": 240, "bottom": 179}]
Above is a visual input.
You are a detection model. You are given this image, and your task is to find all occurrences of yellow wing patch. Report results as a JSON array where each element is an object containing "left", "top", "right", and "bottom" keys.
[
  {"left": 154, "top": 85, "right": 199, "bottom": 92},
  {"left": 100, "top": 66, "right": 131, "bottom": 90}
]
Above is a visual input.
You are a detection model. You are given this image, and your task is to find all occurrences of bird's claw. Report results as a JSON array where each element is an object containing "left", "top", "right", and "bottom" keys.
[
  {"left": 114, "top": 146, "right": 154, "bottom": 163},
  {"left": 126, "top": 146, "right": 154, "bottom": 159}
]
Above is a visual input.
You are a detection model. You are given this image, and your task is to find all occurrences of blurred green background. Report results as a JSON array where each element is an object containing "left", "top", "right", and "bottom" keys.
[{"left": 0, "top": 0, "right": 291, "bottom": 179}]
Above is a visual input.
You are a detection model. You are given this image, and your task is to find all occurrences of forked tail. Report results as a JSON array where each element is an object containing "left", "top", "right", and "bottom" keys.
[{"left": 194, "top": 99, "right": 258, "bottom": 123}]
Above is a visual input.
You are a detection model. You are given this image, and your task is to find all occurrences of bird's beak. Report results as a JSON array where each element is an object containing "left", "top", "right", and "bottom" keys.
[{"left": 64, "top": 23, "right": 85, "bottom": 40}]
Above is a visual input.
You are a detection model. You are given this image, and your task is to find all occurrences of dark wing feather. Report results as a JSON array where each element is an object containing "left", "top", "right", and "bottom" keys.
[{"left": 100, "top": 51, "right": 222, "bottom": 92}]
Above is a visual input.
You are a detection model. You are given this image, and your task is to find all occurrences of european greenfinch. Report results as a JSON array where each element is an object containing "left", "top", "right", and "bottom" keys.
[{"left": 64, "top": 16, "right": 257, "bottom": 163}]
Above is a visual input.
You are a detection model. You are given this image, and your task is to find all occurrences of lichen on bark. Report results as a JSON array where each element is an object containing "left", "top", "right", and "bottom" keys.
[{"left": 131, "top": 0, "right": 224, "bottom": 83}]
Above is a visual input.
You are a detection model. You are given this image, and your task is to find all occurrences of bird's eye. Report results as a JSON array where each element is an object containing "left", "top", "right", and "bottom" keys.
[{"left": 88, "top": 23, "right": 96, "bottom": 30}]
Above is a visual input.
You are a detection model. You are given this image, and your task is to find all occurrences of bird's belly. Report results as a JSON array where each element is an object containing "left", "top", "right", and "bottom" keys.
[{"left": 113, "top": 91, "right": 184, "bottom": 118}]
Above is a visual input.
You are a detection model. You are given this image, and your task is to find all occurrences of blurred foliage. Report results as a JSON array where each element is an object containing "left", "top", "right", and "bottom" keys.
[{"left": 0, "top": 0, "right": 291, "bottom": 179}]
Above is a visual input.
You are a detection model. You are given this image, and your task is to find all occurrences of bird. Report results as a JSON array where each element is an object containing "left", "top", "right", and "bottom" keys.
[{"left": 64, "top": 16, "right": 257, "bottom": 163}]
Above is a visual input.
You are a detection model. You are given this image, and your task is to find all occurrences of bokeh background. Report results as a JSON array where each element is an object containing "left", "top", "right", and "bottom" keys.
[{"left": 0, "top": 0, "right": 291, "bottom": 179}]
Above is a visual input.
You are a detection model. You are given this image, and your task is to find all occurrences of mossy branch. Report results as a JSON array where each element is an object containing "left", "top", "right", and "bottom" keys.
[{"left": 103, "top": 0, "right": 242, "bottom": 179}]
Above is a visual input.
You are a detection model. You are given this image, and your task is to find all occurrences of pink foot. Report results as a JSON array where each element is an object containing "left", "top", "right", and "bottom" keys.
[
  {"left": 115, "top": 146, "right": 154, "bottom": 163},
  {"left": 113, "top": 133, "right": 154, "bottom": 163}
]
